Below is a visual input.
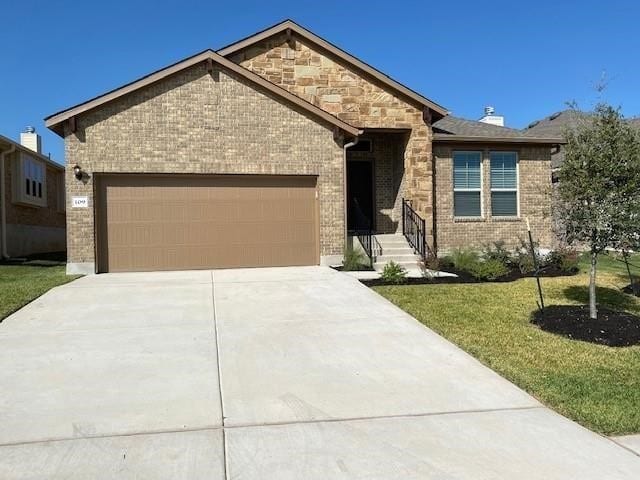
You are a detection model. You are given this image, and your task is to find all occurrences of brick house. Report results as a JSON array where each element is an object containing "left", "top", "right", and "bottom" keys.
[
  {"left": 45, "top": 20, "right": 563, "bottom": 274},
  {"left": 0, "top": 129, "right": 66, "bottom": 258}
]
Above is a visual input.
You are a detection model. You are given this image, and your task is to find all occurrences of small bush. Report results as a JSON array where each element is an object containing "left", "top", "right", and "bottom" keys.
[
  {"left": 482, "top": 241, "right": 512, "bottom": 266},
  {"left": 467, "top": 258, "right": 510, "bottom": 281},
  {"left": 342, "top": 248, "right": 369, "bottom": 271},
  {"left": 449, "top": 248, "right": 480, "bottom": 271},
  {"left": 513, "top": 237, "right": 539, "bottom": 274},
  {"left": 381, "top": 261, "right": 408, "bottom": 284},
  {"left": 547, "top": 247, "right": 579, "bottom": 273}
]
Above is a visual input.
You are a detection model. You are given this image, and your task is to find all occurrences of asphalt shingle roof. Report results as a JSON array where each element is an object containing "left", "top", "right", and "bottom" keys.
[
  {"left": 523, "top": 110, "right": 640, "bottom": 168},
  {"left": 432, "top": 115, "right": 565, "bottom": 145},
  {"left": 433, "top": 116, "right": 527, "bottom": 138}
]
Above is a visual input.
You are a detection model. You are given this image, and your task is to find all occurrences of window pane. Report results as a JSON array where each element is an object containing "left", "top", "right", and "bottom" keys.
[
  {"left": 490, "top": 152, "right": 517, "bottom": 189},
  {"left": 454, "top": 191, "right": 481, "bottom": 217},
  {"left": 453, "top": 152, "right": 481, "bottom": 189},
  {"left": 491, "top": 191, "right": 517, "bottom": 216}
]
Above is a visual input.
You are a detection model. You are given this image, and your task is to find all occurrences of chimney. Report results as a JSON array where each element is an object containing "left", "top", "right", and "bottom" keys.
[
  {"left": 478, "top": 106, "right": 505, "bottom": 127},
  {"left": 20, "top": 126, "right": 42, "bottom": 154}
]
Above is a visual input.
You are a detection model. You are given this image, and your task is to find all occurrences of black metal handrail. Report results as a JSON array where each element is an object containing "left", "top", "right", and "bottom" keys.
[
  {"left": 349, "top": 229, "right": 383, "bottom": 267},
  {"left": 402, "top": 198, "right": 428, "bottom": 260}
]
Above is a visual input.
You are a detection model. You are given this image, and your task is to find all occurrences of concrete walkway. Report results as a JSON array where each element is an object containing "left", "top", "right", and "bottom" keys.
[{"left": 0, "top": 266, "right": 639, "bottom": 478}]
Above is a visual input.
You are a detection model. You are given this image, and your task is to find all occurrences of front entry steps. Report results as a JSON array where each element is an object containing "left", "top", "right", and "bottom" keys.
[{"left": 373, "top": 234, "right": 423, "bottom": 272}]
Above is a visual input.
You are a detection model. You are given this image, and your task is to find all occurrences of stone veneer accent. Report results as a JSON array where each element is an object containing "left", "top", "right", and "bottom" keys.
[
  {"left": 228, "top": 33, "right": 434, "bottom": 241},
  {"left": 64, "top": 64, "right": 344, "bottom": 269},
  {"left": 433, "top": 144, "right": 554, "bottom": 251}
]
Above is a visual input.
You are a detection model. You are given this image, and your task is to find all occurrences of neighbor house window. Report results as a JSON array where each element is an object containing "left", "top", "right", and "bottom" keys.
[
  {"left": 490, "top": 151, "right": 518, "bottom": 216},
  {"left": 12, "top": 153, "right": 47, "bottom": 207},
  {"left": 453, "top": 151, "right": 482, "bottom": 217},
  {"left": 24, "top": 157, "right": 44, "bottom": 200}
]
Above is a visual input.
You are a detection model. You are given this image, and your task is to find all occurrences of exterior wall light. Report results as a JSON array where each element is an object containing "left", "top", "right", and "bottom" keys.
[{"left": 73, "top": 165, "right": 83, "bottom": 180}]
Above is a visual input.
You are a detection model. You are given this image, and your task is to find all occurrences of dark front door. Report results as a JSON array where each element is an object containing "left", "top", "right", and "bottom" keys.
[{"left": 347, "top": 160, "right": 374, "bottom": 231}]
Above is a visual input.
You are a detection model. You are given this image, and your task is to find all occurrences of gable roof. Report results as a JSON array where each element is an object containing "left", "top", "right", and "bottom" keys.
[
  {"left": 45, "top": 49, "right": 361, "bottom": 137},
  {"left": 432, "top": 115, "right": 565, "bottom": 144},
  {"left": 217, "top": 19, "right": 448, "bottom": 119}
]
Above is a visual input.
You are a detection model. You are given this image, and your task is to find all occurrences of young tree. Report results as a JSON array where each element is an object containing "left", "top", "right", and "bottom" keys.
[{"left": 558, "top": 103, "right": 640, "bottom": 319}]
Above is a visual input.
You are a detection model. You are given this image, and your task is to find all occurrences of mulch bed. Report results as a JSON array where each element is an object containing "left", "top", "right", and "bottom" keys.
[
  {"left": 360, "top": 265, "right": 577, "bottom": 287},
  {"left": 531, "top": 305, "right": 640, "bottom": 347}
]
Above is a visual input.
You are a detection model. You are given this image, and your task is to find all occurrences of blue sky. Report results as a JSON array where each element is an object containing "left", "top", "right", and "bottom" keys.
[{"left": 1, "top": 0, "right": 638, "bottom": 163}]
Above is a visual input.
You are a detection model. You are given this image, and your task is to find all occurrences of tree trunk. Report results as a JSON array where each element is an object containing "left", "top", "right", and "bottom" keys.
[{"left": 589, "top": 251, "right": 598, "bottom": 320}]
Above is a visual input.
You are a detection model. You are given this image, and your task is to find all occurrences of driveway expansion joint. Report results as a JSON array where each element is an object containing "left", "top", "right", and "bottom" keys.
[
  {"left": 222, "top": 405, "right": 547, "bottom": 430},
  {"left": 0, "top": 426, "right": 224, "bottom": 449},
  {"left": 211, "top": 270, "right": 229, "bottom": 479}
]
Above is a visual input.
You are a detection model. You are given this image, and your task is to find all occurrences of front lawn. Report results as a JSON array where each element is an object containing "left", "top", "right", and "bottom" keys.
[
  {"left": 0, "top": 264, "right": 78, "bottom": 321},
  {"left": 374, "top": 257, "right": 640, "bottom": 435}
]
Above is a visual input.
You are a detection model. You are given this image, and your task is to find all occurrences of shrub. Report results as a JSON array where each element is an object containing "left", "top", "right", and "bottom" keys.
[
  {"left": 381, "top": 261, "right": 408, "bottom": 284},
  {"left": 547, "top": 247, "right": 580, "bottom": 273},
  {"left": 342, "top": 247, "right": 369, "bottom": 271},
  {"left": 513, "top": 237, "right": 539, "bottom": 274},
  {"left": 448, "top": 248, "right": 480, "bottom": 271},
  {"left": 481, "top": 241, "right": 512, "bottom": 266},
  {"left": 467, "top": 258, "right": 510, "bottom": 281}
]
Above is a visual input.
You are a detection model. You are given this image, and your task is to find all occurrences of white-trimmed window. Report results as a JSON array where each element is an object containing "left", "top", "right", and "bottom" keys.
[
  {"left": 453, "top": 151, "right": 482, "bottom": 217},
  {"left": 13, "top": 153, "right": 47, "bottom": 207},
  {"left": 490, "top": 151, "right": 518, "bottom": 217}
]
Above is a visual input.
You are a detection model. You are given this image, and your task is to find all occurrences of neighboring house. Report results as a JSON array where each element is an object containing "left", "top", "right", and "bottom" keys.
[
  {"left": 523, "top": 110, "right": 640, "bottom": 243},
  {"left": 45, "top": 19, "right": 563, "bottom": 274},
  {"left": 0, "top": 128, "right": 66, "bottom": 259},
  {"left": 524, "top": 109, "right": 640, "bottom": 174}
]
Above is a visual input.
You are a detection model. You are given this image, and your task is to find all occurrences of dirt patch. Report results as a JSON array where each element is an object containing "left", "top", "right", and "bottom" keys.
[{"left": 531, "top": 305, "right": 640, "bottom": 347}]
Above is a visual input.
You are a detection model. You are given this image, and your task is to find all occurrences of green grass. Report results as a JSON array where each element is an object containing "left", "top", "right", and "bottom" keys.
[
  {"left": 0, "top": 264, "right": 79, "bottom": 321},
  {"left": 578, "top": 251, "right": 640, "bottom": 278},
  {"left": 374, "top": 264, "right": 640, "bottom": 435}
]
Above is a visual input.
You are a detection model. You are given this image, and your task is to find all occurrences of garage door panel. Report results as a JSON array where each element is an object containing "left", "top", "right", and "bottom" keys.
[{"left": 97, "top": 175, "right": 319, "bottom": 272}]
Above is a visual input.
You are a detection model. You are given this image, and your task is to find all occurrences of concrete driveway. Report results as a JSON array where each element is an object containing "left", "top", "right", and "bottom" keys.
[{"left": 1, "top": 266, "right": 639, "bottom": 479}]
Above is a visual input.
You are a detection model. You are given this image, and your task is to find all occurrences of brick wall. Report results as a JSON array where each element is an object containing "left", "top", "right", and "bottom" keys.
[
  {"left": 228, "top": 33, "right": 433, "bottom": 239},
  {"left": 64, "top": 64, "right": 344, "bottom": 266},
  {"left": 433, "top": 143, "right": 553, "bottom": 251},
  {"left": 4, "top": 151, "right": 65, "bottom": 228}
]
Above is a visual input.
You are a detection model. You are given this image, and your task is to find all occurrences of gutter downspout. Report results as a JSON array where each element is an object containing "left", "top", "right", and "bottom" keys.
[
  {"left": 0, "top": 145, "right": 16, "bottom": 259},
  {"left": 343, "top": 134, "right": 361, "bottom": 249}
]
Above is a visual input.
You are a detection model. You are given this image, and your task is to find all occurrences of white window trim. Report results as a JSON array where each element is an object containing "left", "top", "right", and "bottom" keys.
[
  {"left": 453, "top": 150, "right": 483, "bottom": 218},
  {"left": 490, "top": 151, "right": 519, "bottom": 217},
  {"left": 12, "top": 152, "right": 47, "bottom": 208}
]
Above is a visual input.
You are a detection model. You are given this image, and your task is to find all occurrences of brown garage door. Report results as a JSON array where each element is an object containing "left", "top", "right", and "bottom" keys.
[{"left": 96, "top": 175, "right": 319, "bottom": 272}]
